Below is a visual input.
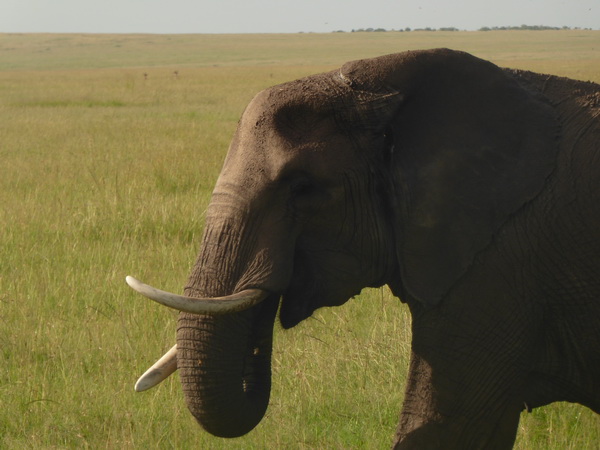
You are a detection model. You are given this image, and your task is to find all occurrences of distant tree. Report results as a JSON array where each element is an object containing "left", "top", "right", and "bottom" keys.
[
  {"left": 479, "top": 24, "right": 568, "bottom": 31},
  {"left": 341, "top": 24, "right": 575, "bottom": 34}
]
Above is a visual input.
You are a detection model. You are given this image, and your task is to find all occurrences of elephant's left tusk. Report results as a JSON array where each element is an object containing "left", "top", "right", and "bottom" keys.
[
  {"left": 135, "top": 344, "right": 178, "bottom": 392},
  {"left": 125, "top": 276, "right": 269, "bottom": 314}
]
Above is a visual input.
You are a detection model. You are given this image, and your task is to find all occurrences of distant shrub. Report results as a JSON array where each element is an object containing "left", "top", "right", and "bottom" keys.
[{"left": 479, "top": 25, "right": 576, "bottom": 31}]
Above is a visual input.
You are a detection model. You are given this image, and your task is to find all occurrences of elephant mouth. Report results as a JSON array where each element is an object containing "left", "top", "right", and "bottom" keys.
[
  {"left": 278, "top": 246, "right": 369, "bottom": 328},
  {"left": 279, "top": 292, "right": 311, "bottom": 329},
  {"left": 276, "top": 246, "right": 327, "bottom": 328},
  {"left": 279, "top": 265, "right": 318, "bottom": 329}
]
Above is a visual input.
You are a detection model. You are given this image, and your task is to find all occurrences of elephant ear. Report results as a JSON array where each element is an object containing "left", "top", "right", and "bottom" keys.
[{"left": 340, "top": 49, "right": 559, "bottom": 305}]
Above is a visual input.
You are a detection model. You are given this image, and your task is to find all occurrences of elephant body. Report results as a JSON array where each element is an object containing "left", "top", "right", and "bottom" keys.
[
  {"left": 394, "top": 68, "right": 600, "bottom": 447},
  {"left": 129, "top": 49, "right": 600, "bottom": 448}
]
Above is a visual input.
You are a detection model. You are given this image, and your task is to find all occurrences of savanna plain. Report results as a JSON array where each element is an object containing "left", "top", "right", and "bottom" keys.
[{"left": 1, "top": 31, "right": 599, "bottom": 449}]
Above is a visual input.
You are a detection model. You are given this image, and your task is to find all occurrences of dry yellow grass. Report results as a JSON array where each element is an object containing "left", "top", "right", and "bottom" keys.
[{"left": 1, "top": 31, "right": 599, "bottom": 448}]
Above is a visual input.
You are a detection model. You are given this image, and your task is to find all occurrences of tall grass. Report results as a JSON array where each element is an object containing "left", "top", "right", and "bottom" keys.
[{"left": 0, "top": 31, "right": 599, "bottom": 448}]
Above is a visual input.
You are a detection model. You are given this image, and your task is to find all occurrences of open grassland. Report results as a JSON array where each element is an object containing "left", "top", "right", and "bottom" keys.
[{"left": 1, "top": 31, "right": 599, "bottom": 448}]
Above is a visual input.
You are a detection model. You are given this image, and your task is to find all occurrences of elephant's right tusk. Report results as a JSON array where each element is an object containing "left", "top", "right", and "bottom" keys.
[
  {"left": 125, "top": 276, "right": 269, "bottom": 315},
  {"left": 135, "top": 344, "right": 178, "bottom": 392}
]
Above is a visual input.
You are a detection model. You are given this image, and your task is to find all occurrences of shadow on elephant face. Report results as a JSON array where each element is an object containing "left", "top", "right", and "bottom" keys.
[
  {"left": 220, "top": 76, "right": 402, "bottom": 328},
  {"left": 219, "top": 49, "right": 557, "bottom": 328}
]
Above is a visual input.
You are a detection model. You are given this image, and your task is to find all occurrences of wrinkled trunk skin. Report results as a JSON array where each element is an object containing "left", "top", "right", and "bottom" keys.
[
  {"left": 176, "top": 212, "right": 280, "bottom": 438},
  {"left": 177, "top": 303, "right": 278, "bottom": 437}
]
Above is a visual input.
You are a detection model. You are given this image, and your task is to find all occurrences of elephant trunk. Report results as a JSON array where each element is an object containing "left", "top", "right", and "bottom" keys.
[
  {"left": 175, "top": 213, "right": 280, "bottom": 437},
  {"left": 177, "top": 302, "right": 277, "bottom": 437}
]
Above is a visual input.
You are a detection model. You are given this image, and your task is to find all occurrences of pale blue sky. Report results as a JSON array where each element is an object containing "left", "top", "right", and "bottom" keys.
[{"left": 1, "top": 0, "right": 598, "bottom": 33}]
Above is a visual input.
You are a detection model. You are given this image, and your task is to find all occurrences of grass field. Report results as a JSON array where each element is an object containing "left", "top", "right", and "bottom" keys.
[{"left": 1, "top": 31, "right": 599, "bottom": 448}]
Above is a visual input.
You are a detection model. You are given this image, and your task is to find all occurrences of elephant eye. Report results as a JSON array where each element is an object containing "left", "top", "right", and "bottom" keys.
[
  {"left": 288, "top": 177, "right": 330, "bottom": 213},
  {"left": 284, "top": 173, "right": 331, "bottom": 213},
  {"left": 290, "top": 179, "right": 317, "bottom": 198}
]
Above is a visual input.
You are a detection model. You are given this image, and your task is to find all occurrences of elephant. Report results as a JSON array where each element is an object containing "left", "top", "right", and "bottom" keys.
[{"left": 126, "top": 48, "right": 600, "bottom": 448}]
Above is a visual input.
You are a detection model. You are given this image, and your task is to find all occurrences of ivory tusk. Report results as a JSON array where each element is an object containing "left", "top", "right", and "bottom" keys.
[
  {"left": 125, "top": 276, "right": 269, "bottom": 315},
  {"left": 135, "top": 344, "right": 178, "bottom": 392}
]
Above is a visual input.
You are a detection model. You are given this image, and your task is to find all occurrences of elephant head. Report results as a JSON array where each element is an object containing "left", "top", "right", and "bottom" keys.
[{"left": 127, "top": 49, "right": 557, "bottom": 439}]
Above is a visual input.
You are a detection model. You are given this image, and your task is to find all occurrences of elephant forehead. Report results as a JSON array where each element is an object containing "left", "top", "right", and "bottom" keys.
[
  {"left": 246, "top": 73, "right": 350, "bottom": 121},
  {"left": 234, "top": 84, "right": 350, "bottom": 151},
  {"left": 219, "top": 73, "right": 364, "bottom": 186}
]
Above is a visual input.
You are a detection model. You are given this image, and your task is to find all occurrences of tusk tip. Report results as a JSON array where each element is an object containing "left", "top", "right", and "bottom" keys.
[
  {"left": 134, "top": 344, "right": 178, "bottom": 392},
  {"left": 134, "top": 378, "right": 151, "bottom": 392},
  {"left": 125, "top": 275, "right": 138, "bottom": 288}
]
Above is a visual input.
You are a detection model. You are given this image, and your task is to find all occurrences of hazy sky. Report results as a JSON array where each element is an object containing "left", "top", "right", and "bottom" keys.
[{"left": 1, "top": 0, "right": 598, "bottom": 34}]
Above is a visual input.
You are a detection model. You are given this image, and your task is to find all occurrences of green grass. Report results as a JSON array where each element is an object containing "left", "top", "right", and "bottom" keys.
[{"left": 1, "top": 31, "right": 599, "bottom": 448}]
